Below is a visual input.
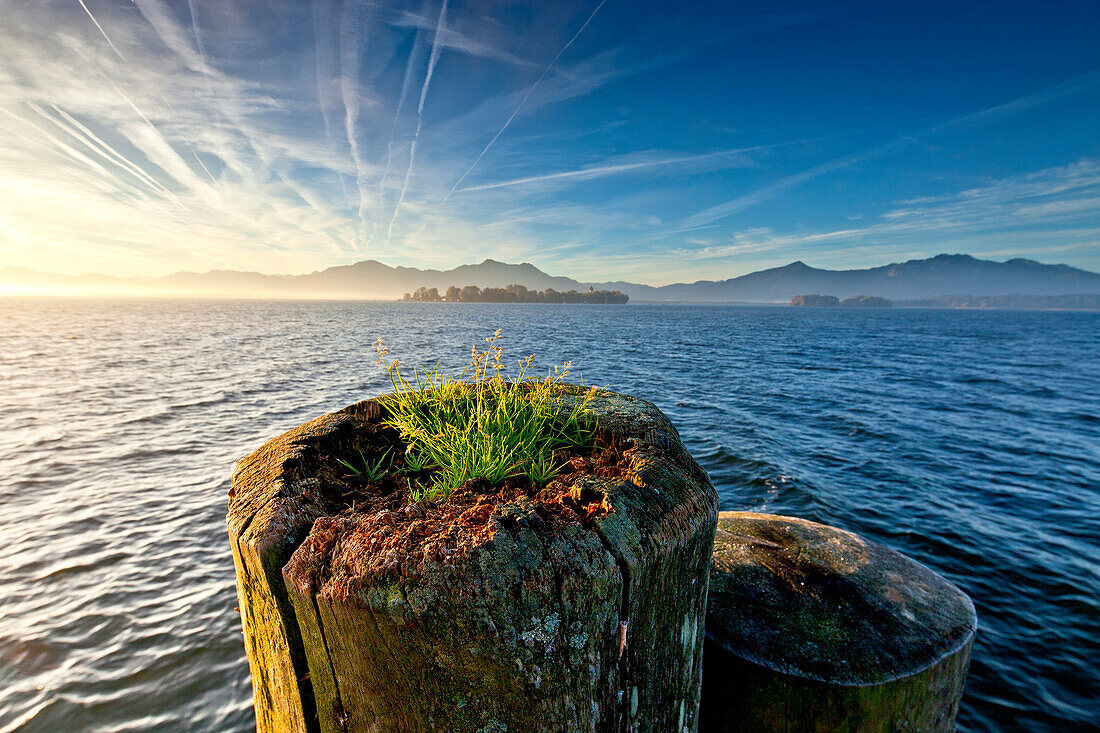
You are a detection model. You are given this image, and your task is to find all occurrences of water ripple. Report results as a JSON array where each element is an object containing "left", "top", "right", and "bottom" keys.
[{"left": 0, "top": 299, "right": 1096, "bottom": 731}]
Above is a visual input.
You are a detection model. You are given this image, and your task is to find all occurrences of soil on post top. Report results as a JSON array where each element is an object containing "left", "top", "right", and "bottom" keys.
[{"left": 287, "top": 419, "right": 631, "bottom": 600}]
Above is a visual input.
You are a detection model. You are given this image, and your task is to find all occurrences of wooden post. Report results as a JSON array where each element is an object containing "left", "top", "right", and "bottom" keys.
[
  {"left": 228, "top": 390, "right": 718, "bottom": 732},
  {"left": 227, "top": 400, "right": 381, "bottom": 733},
  {"left": 701, "top": 512, "right": 977, "bottom": 732}
]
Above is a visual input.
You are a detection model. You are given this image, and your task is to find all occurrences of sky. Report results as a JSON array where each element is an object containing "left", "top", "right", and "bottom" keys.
[{"left": 0, "top": 0, "right": 1098, "bottom": 285}]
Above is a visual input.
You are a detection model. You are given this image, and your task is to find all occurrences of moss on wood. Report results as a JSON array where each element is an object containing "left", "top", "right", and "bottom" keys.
[
  {"left": 228, "top": 390, "right": 718, "bottom": 733},
  {"left": 701, "top": 512, "right": 977, "bottom": 732}
]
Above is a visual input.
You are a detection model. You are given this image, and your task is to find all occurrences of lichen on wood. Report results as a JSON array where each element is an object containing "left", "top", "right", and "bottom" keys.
[{"left": 228, "top": 389, "right": 717, "bottom": 733}]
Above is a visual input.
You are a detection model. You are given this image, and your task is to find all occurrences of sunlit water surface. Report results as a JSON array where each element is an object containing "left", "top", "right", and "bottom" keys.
[{"left": 0, "top": 300, "right": 1096, "bottom": 732}]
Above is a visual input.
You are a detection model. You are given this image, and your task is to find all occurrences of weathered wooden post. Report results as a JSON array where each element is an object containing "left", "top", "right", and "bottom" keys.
[
  {"left": 701, "top": 512, "right": 977, "bottom": 732},
  {"left": 228, "top": 389, "right": 718, "bottom": 732},
  {"left": 227, "top": 402, "right": 374, "bottom": 733}
]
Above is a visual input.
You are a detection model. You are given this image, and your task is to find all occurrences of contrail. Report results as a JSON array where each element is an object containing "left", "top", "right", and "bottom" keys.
[
  {"left": 374, "top": 27, "right": 428, "bottom": 246},
  {"left": 48, "top": 104, "right": 177, "bottom": 199},
  {"left": 679, "top": 70, "right": 1100, "bottom": 231},
  {"left": 461, "top": 148, "right": 754, "bottom": 193},
  {"left": 313, "top": 1, "right": 351, "bottom": 206},
  {"left": 179, "top": 0, "right": 229, "bottom": 191},
  {"left": 76, "top": 0, "right": 125, "bottom": 60},
  {"left": 144, "top": 0, "right": 325, "bottom": 207},
  {"left": 97, "top": 70, "right": 231, "bottom": 210},
  {"left": 2, "top": 107, "right": 168, "bottom": 206},
  {"left": 415, "top": 0, "right": 449, "bottom": 119},
  {"left": 340, "top": 0, "right": 372, "bottom": 247},
  {"left": 457, "top": 133, "right": 839, "bottom": 193},
  {"left": 79, "top": 0, "right": 219, "bottom": 190},
  {"left": 681, "top": 147, "right": 902, "bottom": 230},
  {"left": 186, "top": 0, "right": 212, "bottom": 81},
  {"left": 139, "top": 0, "right": 342, "bottom": 235},
  {"left": 126, "top": 1, "right": 220, "bottom": 189},
  {"left": 384, "top": 0, "right": 449, "bottom": 248},
  {"left": 444, "top": 0, "right": 607, "bottom": 199},
  {"left": 148, "top": 91, "right": 219, "bottom": 186}
]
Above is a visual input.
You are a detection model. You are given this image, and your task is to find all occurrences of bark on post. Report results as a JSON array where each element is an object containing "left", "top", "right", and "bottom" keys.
[
  {"left": 701, "top": 512, "right": 977, "bottom": 732},
  {"left": 228, "top": 390, "right": 718, "bottom": 733}
]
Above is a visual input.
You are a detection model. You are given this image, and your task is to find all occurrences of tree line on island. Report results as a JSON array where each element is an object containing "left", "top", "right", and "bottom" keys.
[
  {"left": 402, "top": 284, "right": 629, "bottom": 304},
  {"left": 789, "top": 294, "right": 893, "bottom": 307},
  {"left": 788, "top": 293, "right": 1100, "bottom": 309}
]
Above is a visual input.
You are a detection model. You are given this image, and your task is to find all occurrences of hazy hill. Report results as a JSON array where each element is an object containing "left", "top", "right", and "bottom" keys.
[
  {"left": 2, "top": 254, "right": 1098, "bottom": 303},
  {"left": 651, "top": 254, "right": 1100, "bottom": 302}
]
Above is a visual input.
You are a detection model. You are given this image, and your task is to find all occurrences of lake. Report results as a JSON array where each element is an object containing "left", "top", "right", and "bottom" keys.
[{"left": 0, "top": 300, "right": 1096, "bottom": 731}]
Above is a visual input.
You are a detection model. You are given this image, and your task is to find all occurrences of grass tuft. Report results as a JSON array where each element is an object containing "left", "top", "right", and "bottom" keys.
[
  {"left": 375, "top": 331, "right": 598, "bottom": 501},
  {"left": 337, "top": 447, "right": 392, "bottom": 482}
]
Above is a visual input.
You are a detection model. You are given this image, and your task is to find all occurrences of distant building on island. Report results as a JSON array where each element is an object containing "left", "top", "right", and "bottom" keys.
[
  {"left": 789, "top": 294, "right": 892, "bottom": 307},
  {"left": 402, "top": 283, "right": 629, "bottom": 304}
]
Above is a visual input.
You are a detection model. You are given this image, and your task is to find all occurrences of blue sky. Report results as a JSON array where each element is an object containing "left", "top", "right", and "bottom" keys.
[{"left": 0, "top": 0, "right": 1097, "bottom": 284}]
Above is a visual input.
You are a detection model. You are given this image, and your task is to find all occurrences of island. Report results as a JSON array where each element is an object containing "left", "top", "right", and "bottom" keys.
[
  {"left": 788, "top": 294, "right": 839, "bottom": 306},
  {"left": 402, "top": 283, "right": 629, "bottom": 304},
  {"left": 789, "top": 294, "right": 893, "bottom": 307},
  {"left": 898, "top": 294, "right": 1100, "bottom": 310}
]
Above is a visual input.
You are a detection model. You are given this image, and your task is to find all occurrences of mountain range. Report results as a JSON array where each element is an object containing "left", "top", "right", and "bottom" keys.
[{"left": 2, "top": 254, "right": 1098, "bottom": 303}]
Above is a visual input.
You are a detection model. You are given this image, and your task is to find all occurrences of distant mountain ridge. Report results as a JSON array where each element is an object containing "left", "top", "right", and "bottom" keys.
[
  {"left": 2, "top": 254, "right": 1098, "bottom": 303},
  {"left": 650, "top": 254, "right": 1100, "bottom": 302}
]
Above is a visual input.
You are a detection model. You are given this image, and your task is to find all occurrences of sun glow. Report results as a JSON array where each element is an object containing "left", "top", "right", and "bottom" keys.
[{"left": 0, "top": 282, "right": 112, "bottom": 297}]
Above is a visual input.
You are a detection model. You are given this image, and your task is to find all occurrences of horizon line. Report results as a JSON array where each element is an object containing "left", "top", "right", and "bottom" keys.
[{"left": 2, "top": 251, "right": 1093, "bottom": 289}]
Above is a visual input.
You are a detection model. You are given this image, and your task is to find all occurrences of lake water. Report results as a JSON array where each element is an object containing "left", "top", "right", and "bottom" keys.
[{"left": 0, "top": 299, "right": 1096, "bottom": 732}]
